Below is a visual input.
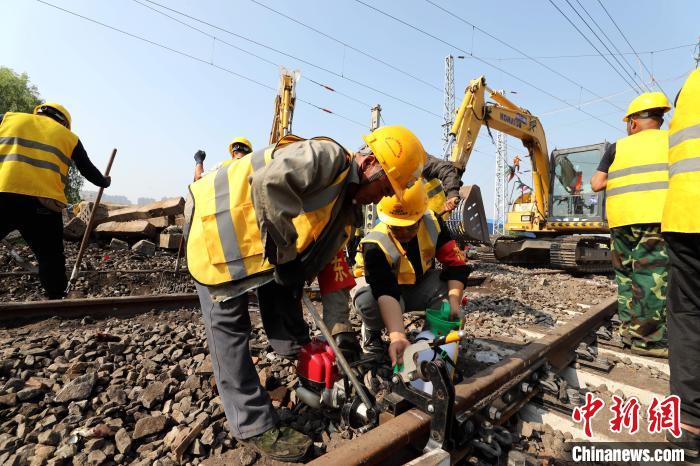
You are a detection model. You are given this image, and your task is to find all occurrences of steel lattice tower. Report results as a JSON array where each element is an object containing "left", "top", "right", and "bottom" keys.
[
  {"left": 442, "top": 55, "right": 455, "bottom": 159},
  {"left": 493, "top": 108, "right": 507, "bottom": 235}
]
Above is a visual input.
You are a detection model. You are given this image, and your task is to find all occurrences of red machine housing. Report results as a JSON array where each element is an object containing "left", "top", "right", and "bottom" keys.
[{"left": 297, "top": 338, "right": 338, "bottom": 390}]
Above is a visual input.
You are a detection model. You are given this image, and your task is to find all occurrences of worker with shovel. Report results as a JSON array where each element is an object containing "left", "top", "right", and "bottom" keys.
[
  {"left": 0, "top": 103, "right": 111, "bottom": 299},
  {"left": 185, "top": 126, "right": 426, "bottom": 462}
]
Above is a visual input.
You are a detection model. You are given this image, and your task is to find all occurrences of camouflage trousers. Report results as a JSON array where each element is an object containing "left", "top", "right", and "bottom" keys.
[{"left": 611, "top": 224, "right": 668, "bottom": 344}]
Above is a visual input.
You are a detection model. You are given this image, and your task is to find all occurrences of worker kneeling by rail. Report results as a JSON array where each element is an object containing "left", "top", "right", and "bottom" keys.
[{"left": 353, "top": 179, "right": 469, "bottom": 367}]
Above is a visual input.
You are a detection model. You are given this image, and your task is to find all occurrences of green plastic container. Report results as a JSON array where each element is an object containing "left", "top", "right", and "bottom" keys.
[{"left": 425, "top": 300, "right": 460, "bottom": 336}]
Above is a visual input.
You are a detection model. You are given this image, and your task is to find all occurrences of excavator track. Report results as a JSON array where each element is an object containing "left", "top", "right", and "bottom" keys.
[{"left": 549, "top": 236, "right": 612, "bottom": 273}]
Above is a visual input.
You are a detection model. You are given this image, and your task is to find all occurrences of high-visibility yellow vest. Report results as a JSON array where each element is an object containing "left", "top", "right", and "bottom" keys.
[
  {"left": 356, "top": 211, "right": 440, "bottom": 285},
  {"left": 186, "top": 135, "right": 351, "bottom": 286},
  {"left": 663, "top": 68, "right": 700, "bottom": 233},
  {"left": 606, "top": 129, "right": 668, "bottom": 228},
  {"left": 425, "top": 178, "right": 447, "bottom": 218},
  {"left": 0, "top": 112, "right": 78, "bottom": 204}
]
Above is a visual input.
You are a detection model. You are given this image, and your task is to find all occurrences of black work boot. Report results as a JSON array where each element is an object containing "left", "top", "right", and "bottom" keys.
[
  {"left": 246, "top": 426, "right": 312, "bottom": 462},
  {"left": 334, "top": 332, "right": 361, "bottom": 363},
  {"left": 361, "top": 324, "right": 385, "bottom": 354}
]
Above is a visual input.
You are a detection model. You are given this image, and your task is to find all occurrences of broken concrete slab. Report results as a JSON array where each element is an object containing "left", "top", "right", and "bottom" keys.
[
  {"left": 147, "top": 216, "right": 171, "bottom": 229},
  {"left": 131, "top": 240, "right": 156, "bottom": 257},
  {"left": 63, "top": 217, "right": 86, "bottom": 241},
  {"left": 105, "top": 198, "right": 184, "bottom": 223},
  {"left": 109, "top": 238, "right": 129, "bottom": 251},
  {"left": 95, "top": 220, "right": 157, "bottom": 239},
  {"left": 158, "top": 233, "right": 182, "bottom": 250}
]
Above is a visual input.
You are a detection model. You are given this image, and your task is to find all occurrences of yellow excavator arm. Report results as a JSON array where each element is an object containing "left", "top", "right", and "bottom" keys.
[
  {"left": 269, "top": 67, "right": 299, "bottom": 145},
  {"left": 448, "top": 76, "right": 550, "bottom": 227}
]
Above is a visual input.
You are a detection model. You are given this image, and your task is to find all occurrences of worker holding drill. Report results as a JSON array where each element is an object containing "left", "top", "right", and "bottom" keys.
[
  {"left": 193, "top": 136, "right": 253, "bottom": 181},
  {"left": 185, "top": 126, "right": 426, "bottom": 462},
  {"left": 591, "top": 92, "right": 671, "bottom": 357},
  {"left": 663, "top": 68, "right": 700, "bottom": 456},
  {"left": 0, "top": 103, "right": 111, "bottom": 299},
  {"left": 352, "top": 179, "right": 469, "bottom": 364}
]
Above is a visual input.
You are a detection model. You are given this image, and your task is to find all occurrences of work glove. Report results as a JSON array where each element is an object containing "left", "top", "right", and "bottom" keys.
[
  {"left": 102, "top": 176, "right": 111, "bottom": 188},
  {"left": 194, "top": 150, "right": 206, "bottom": 164},
  {"left": 273, "top": 257, "right": 304, "bottom": 297}
]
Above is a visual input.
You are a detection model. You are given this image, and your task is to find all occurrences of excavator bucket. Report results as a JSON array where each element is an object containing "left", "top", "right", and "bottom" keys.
[{"left": 445, "top": 185, "right": 491, "bottom": 245}]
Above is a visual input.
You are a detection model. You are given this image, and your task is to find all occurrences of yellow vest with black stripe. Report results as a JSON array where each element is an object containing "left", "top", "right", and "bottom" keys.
[
  {"left": 663, "top": 68, "right": 700, "bottom": 233},
  {"left": 0, "top": 112, "right": 78, "bottom": 204},
  {"left": 186, "top": 135, "right": 351, "bottom": 286},
  {"left": 425, "top": 178, "right": 447, "bottom": 218},
  {"left": 357, "top": 211, "right": 440, "bottom": 285},
  {"left": 606, "top": 129, "right": 668, "bottom": 228}
]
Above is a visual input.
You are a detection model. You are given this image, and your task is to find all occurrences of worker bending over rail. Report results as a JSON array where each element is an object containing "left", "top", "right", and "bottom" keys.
[
  {"left": 0, "top": 103, "right": 110, "bottom": 299},
  {"left": 193, "top": 136, "right": 253, "bottom": 181},
  {"left": 663, "top": 68, "right": 700, "bottom": 457},
  {"left": 352, "top": 179, "right": 469, "bottom": 365},
  {"left": 185, "top": 126, "right": 426, "bottom": 462},
  {"left": 591, "top": 92, "right": 671, "bottom": 357}
]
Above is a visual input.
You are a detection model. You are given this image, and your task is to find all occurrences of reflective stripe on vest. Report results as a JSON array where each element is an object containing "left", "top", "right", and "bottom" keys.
[
  {"left": 186, "top": 135, "right": 351, "bottom": 286},
  {"left": 360, "top": 211, "right": 440, "bottom": 285},
  {"left": 663, "top": 68, "right": 700, "bottom": 233},
  {"left": 605, "top": 129, "right": 668, "bottom": 228},
  {"left": 0, "top": 113, "right": 78, "bottom": 203}
]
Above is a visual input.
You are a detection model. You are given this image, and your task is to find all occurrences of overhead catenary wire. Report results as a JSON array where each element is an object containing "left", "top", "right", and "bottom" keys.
[
  {"left": 132, "top": 0, "right": 375, "bottom": 108},
  {"left": 550, "top": 0, "right": 643, "bottom": 94},
  {"left": 595, "top": 0, "right": 668, "bottom": 96},
  {"left": 465, "top": 43, "right": 695, "bottom": 61},
  {"left": 424, "top": 0, "right": 625, "bottom": 112},
  {"left": 248, "top": 0, "right": 443, "bottom": 94},
  {"left": 352, "top": 0, "right": 623, "bottom": 134},
  {"left": 140, "top": 0, "right": 442, "bottom": 118},
  {"left": 573, "top": 0, "right": 649, "bottom": 91},
  {"left": 35, "top": 0, "right": 367, "bottom": 128}
]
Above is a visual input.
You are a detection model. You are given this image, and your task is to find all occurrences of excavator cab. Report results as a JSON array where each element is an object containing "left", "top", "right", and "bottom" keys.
[{"left": 548, "top": 142, "right": 609, "bottom": 228}]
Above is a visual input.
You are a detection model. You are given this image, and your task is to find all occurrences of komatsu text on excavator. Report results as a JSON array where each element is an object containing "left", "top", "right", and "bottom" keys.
[{"left": 446, "top": 76, "right": 612, "bottom": 273}]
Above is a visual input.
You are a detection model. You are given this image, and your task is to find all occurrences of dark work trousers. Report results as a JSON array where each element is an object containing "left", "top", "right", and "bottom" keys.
[
  {"left": 196, "top": 280, "right": 309, "bottom": 439},
  {"left": 664, "top": 232, "right": 700, "bottom": 427},
  {"left": 256, "top": 280, "right": 310, "bottom": 357},
  {"left": 0, "top": 193, "right": 67, "bottom": 298}
]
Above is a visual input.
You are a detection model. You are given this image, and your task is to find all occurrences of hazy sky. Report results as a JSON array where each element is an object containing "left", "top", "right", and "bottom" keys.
[{"left": 3, "top": 0, "right": 698, "bottom": 212}]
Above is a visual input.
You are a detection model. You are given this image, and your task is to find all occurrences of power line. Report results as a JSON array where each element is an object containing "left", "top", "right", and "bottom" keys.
[
  {"left": 248, "top": 0, "right": 442, "bottom": 93},
  {"left": 35, "top": 0, "right": 367, "bottom": 128},
  {"left": 424, "top": 0, "right": 625, "bottom": 112},
  {"left": 464, "top": 43, "right": 695, "bottom": 61},
  {"left": 596, "top": 0, "right": 668, "bottom": 96},
  {"left": 551, "top": 0, "right": 643, "bottom": 93},
  {"left": 132, "top": 0, "right": 375, "bottom": 108},
  {"left": 573, "top": 0, "right": 649, "bottom": 91},
  {"left": 352, "top": 0, "right": 623, "bottom": 133},
  {"left": 140, "top": 0, "right": 441, "bottom": 118}
]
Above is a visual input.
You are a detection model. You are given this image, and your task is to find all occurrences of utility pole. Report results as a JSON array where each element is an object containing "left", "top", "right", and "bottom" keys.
[
  {"left": 364, "top": 104, "right": 382, "bottom": 234},
  {"left": 370, "top": 104, "right": 382, "bottom": 131},
  {"left": 493, "top": 90, "right": 507, "bottom": 235},
  {"left": 442, "top": 55, "right": 455, "bottom": 159},
  {"left": 694, "top": 36, "right": 700, "bottom": 68}
]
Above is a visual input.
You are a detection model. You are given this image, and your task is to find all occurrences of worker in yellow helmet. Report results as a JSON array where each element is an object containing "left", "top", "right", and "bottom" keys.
[
  {"left": 662, "top": 68, "right": 700, "bottom": 454},
  {"left": 184, "top": 126, "right": 425, "bottom": 462},
  {"left": 591, "top": 92, "right": 671, "bottom": 357},
  {"left": 0, "top": 103, "right": 111, "bottom": 299},
  {"left": 352, "top": 179, "right": 469, "bottom": 366},
  {"left": 193, "top": 136, "right": 253, "bottom": 181}
]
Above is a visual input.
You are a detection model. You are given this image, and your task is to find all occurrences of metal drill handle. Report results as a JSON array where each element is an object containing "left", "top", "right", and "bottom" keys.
[{"left": 301, "top": 292, "right": 375, "bottom": 420}]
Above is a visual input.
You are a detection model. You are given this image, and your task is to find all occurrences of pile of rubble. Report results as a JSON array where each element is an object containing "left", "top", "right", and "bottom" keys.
[
  {"left": 0, "top": 307, "right": 350, "bottom": 466},
  {"left": 64, "top": 197, "right": 186, "bottom": 254}
]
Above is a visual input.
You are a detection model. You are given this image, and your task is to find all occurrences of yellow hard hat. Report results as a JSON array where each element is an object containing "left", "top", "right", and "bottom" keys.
[
  {"left": 34, "top": 102, "right": 72, "bottom": 129},
  {"left": 228, "top": 137, "right": 253, "bottom": 156},
  {"left": 623, "top": 92, "right": 671, "bottom": 122},
  {"left": 362, "top": 125, "right": 426, "bottom": 202},
  {"left": 377, "top": 178, "right": 428, "bottom": 227}
]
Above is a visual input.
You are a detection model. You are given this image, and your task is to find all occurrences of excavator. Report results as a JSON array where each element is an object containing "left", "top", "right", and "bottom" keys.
[
  {"left": 445, "top": 76, "right": 612, "bottom": 273},
  {"left": 269, "top": 67, "right": 299, "bottom": 144}
]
